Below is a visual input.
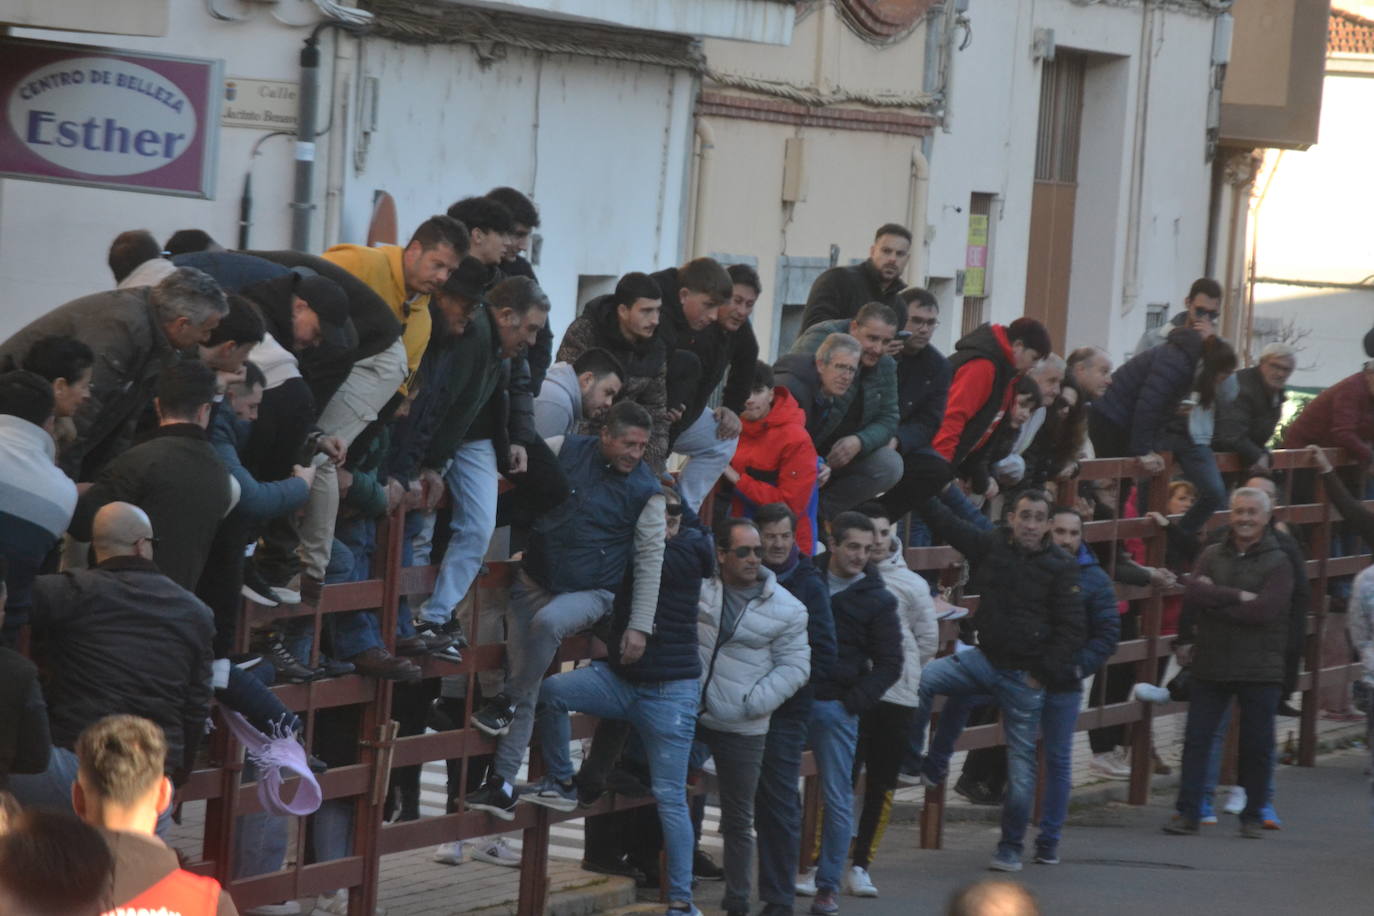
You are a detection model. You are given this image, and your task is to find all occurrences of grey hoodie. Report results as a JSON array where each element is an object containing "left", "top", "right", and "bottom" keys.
[{"left": 533, "top": 361, "right": 581, "bottom": 439}]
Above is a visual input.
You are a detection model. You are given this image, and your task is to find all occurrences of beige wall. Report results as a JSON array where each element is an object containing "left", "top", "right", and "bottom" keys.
[
  {"left": 698, "top": 3, "right": 930, "bottom": 358},
  {"left": 1, "top": 0, "right": 167, "bottom": 35}
]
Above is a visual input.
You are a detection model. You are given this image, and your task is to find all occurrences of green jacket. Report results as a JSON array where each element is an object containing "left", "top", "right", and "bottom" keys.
[
  {"left": 342, "top": 427, "right": 390, "bottom": 519},
  {"left": 789, "top": 319, "right": 898, "bottom": 456}
]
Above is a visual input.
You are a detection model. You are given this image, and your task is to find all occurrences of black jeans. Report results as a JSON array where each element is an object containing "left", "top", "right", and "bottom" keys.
[
  {"left": 1175, "top": 679, "right": 1281, "bottom": 823},
  {"left": 850, "top": 701, "right": 914, "bottom": 868},
  {"left": 880, "top": 447, "right": 954, "bottom": 523}
]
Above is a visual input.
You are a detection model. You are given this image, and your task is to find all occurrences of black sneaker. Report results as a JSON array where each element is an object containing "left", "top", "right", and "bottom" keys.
[
  {"left": 241, "top": 562, "right": 281, "bottom": 607},
  {"left": 439, "top": 618, "right": 470, "bottom": 650},
  {"left": 473, "top": 695, "right": 515, "bottom": 737},
  {"left": 575, "top": 773, "right": 606, "bottom": 807},
  {"left": 426, "top": 696, "right": 466, "bottom": 732},
  {"left": 251, "top": 633, "right": 316, "bottom": 684},
  {"left": 693, "top": 848, "right": 724, "bottom": 880},
  {"left": 954, "top": 776, "right": 1002, "bottom": 806},
  {"left": 465, "top": 776, "right": 518, "bottom": 821}
]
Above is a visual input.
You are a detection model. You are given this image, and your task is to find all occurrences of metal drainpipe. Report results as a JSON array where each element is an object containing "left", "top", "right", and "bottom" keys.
[
  {"left": 691, "top": 118, "right": 715, "bottom": 260},
  {"left": 907, "top": 149, "right": 931, "bottom": 286},
  {"left": 290, "top": 35, "right": 321, "bottom": 252}
]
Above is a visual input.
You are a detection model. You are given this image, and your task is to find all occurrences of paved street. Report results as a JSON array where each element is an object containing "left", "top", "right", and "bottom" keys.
[{"left": 804, "top": 748, "right": 1373, "bottom": 916}]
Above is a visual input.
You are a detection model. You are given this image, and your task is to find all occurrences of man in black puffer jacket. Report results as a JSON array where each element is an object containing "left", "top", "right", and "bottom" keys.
[
  {"left": 906, "top": 487, "right": 1084, "bottom": 873},
  {"left": 803, "top": 512, "right": 901, "bottom": 913},
  {"left": 530, "top": 486, "right": 712, "bottom": 915}
]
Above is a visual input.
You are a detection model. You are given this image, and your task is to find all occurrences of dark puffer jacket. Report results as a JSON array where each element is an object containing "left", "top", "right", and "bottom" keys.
[
  {"left": 1179, "top": 529, "right": 1293, "bottom": 683},
  {"left": 557, "top": 294, "right": 670, "bottom": 471},
  {"left": 610, "top": 501, "right": 715, "bottom": 683},
  {"left": 1212, "top": 366, "right": 1284, "bottom": 466},
  {"left": 922, "top": 495, "right": 1086, "bottom": 682},
  {"left": 769, "top": 549, "right": 838, "bottom": 716},
  {"left": 1045, "top": 545, "right": 1121, "bottom": 692},
  {"left": 1092, "top": 326, "right": 1204, "bottom": 456},
  {"left": 813, "top": 564, "right": 903, "bottom": 715},
  {"left": 800, "top": 259, "right": 904, "bottom": 330}
]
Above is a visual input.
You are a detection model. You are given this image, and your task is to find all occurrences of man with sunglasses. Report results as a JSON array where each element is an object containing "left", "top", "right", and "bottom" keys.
[
  {"left": 695, "top": 517, "right": 810, "bottom": 916},
  {"left": 1134, "top": 277, "right": 1223, "bottom": 355}
]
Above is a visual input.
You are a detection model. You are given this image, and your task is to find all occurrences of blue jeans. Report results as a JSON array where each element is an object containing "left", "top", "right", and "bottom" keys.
[
  {"left": 1035, "top": 689, "right": 1083, "bottom": 851},
  {"left": 420, "top": 439, "right": 499, "bottom": 625},
  {"left": 535, "top": 662, "right": 698, "bottom": 905},
  {"left": 327, "top": 517, "right": 394, "bottom": 660},
  {"left": 1176, "top": 679, "right": 1280, "bottom": 823},
  {"left": 905, "top": 484, "right": 993, "bottom": 549},
  {"left": 1158, "top": 434, "right": 1226, "bottom": 535},
  {"left": 755, "top": 708, "right": 810, "bottom": 907},
  {"left": 807, "top": 699, "right": 859, "bottom": 894},
  {"left": 909, "top": 650, "right": 1044, "bottom": 857}
]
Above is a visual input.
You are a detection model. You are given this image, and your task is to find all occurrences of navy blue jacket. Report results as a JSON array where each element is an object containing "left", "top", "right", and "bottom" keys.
[
  {"left": 813, "top": 564, "right": 903, "bottom": 715},
  {"left": 769, "top": 550, "right": 838, "bottom": 717},
  {"left": 1092, "top": 326, "right": 1203, "bottom": 456},
  {"left": 525, "top": 435, "right": 659, "bottom": 594},
  {"left": 207, "top": 402, "right": 309, "bottom": 521},
  {"left": 610, "top": 502, "right": 714, "bottom": 683},
  {"left": 895, "top": 344, "right": 952, "bottom": 453},
  {"left": 1046, "top": 545, "right": 1122, "bottom": 692}
]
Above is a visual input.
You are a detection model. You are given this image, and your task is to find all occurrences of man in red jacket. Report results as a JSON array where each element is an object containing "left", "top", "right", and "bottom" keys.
[
  {"left": 882, "top": 318, "right": 1050, "bottom": 520},
  {"left": 1282, "top": 362, "right": 1374, "bottom": 469},
  {"left": 723, "top": 362, "right": 820, "bottom": 554}
]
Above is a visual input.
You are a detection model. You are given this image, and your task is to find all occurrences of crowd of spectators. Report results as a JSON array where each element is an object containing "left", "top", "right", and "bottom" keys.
[{"left": 0, "top": 202, "right": 1368, "bottom": 916}]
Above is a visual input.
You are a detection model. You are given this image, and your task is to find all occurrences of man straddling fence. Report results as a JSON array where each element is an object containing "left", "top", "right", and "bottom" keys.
[
  {"left": 905, "top": 487, "right": 1085, "bottom": 872},
  {"left": 1164, "top": 486, "right": 1293, "bottom": 839},
  {"left": 463, "top": 400, "right": 666, "bottom": 818},
  {"left": 526, "top": 485, "right": 713, "bottom": 916}
]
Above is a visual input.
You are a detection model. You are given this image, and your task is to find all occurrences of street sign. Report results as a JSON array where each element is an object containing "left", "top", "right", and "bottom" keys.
[{"left": 222, "top": 77, "right": 299, "bottom": 130}]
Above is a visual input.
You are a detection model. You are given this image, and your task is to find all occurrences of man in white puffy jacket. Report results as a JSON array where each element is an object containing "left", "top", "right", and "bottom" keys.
[
  {"left": 842, "top": 503, "right": 939, "bottom": 896},
  {"left": 697, "top": 518, "right": 810, "bottom": 916}
]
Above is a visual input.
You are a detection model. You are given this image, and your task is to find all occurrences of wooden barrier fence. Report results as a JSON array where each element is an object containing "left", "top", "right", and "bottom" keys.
[{"left": 168, "top": 447, "right": 1366, "bottom": 912}]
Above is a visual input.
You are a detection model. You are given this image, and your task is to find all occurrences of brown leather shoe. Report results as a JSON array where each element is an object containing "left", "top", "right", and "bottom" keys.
[
  {"left": 350, "top": 648, "right": 421, "bottom": 681},
  {"left": 395, "top": 631, "right": 454, "bottom": 656}
]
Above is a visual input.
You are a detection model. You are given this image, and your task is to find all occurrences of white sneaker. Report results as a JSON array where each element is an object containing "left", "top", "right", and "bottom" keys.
[
  {"left": 795, "top": 867, "right": 818, "bottom": 896},
  {"left": 270, "top": 586, "right": 303, "bottom": 605},
  {"left": 311, "top": 891, "right": 348, "bottom": 916},
  {"left": 1132, "top": 682, "right": 1172, "bottom": 704},
  {"left": 433, "top": 840, "right": 466, "bottom": 865},
  {"left": 245, "top": 904, "right": 302, "bottom": 916},
  {"left": 471, "top": 837, "right": 521, "bottom": 867},
  {"left": 311, "top": 891, "right": 385, "bottom": 916},
  {"left": 843, "top": 865, "right": 878, "bottom": 897},
  {"left": 1089, "top": 751, "right": 1131, "bottom": 780},
  {"left": 1222, "top": 786, "right": 1247, "bottom": 815}
]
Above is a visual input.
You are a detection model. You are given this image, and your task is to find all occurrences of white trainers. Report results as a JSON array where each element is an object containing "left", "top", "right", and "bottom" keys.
[
  {"left": 471, "top": 837, "right": 521, "bottom": 867},
  {"left": 1132, "top": 682, "right": 1172, "bottom": 704},
  {"left": 433, "top": 840, "right": 466, "bottom": 865},
  {"left": 310, "top": 891, "right": 385, "bottom": 916},
  {"left": 1090, "top": 751, "right": 1131, "bottom": 780},
  {"left": 1222, "top": 786, "right": 1247, "bottom": 815},
  {"left": 843, "top": 865, "right": 878, "bottom": 897},
  {"left": 795, "top": 867, "right": 818, "bottom": 896}
]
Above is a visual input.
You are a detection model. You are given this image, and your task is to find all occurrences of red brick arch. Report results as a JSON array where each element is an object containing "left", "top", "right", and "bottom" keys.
[{"left": 837, "top": 0, "right": 938, "bottom": 40}]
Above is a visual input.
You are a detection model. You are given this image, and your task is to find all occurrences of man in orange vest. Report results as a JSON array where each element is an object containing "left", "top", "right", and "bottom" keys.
[{"left": 73, "top": 714, "right": 238, "bottom": 916}]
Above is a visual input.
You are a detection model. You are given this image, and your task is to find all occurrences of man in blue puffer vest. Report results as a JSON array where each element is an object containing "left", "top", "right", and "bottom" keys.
[
  {"left": 465, "top": 400, "right": 666, "bottom": 819},
  {"left": 529, "top": 485, "right": 713, "bottom": 916}
]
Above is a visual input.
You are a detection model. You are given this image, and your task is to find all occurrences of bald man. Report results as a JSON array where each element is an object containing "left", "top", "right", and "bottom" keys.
[{"left": 8, "top": 502, "right": 214, "bottom": 824}]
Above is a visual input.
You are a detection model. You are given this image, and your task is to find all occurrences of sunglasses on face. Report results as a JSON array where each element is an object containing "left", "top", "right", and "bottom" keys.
[
  {"left": 726, "top": 545, "right": 764, "bottom": 558},
  {"left": 665, "top": 504, "right": 684, "bottom": 517},
  {"left": 1193, "top": 307, "right": 1220, "bottom": 321}
]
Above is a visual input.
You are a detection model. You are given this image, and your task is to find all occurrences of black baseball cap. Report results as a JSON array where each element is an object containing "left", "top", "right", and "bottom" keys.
[
  {"left": 441, "top": 256, "right": 491, "bottom": 303},
  {"left": 296, "top": 274, "right": 358, "bottom": 352}
]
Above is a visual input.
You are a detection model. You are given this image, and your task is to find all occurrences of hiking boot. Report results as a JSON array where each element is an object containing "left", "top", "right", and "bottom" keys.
[
  {"left": 312, "top": 654, "right": 355, "bottom": 679},
  {"left": 251, "top": 632, "right": 315, "bottom": 684}
]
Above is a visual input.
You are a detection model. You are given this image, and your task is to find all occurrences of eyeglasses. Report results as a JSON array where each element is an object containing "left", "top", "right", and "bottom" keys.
[
  {"left": 726, "top": 545, "right": 764, "bottom": 558},
  {"left": 136, "top": 536, "right": 160, "bottom": 548},
  {"left": 665, "top": 504, "right": 684, "bottom": 517},
  {"left": 1193, "top": 307, "right": 1220, "bottom": 321},
  {"left": 908, "top": 317, "right": 939, "bottom": 329}
]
